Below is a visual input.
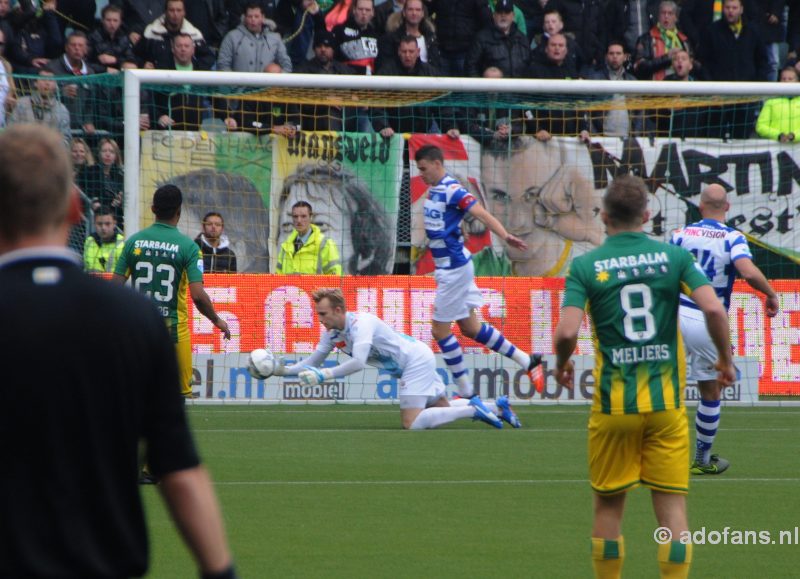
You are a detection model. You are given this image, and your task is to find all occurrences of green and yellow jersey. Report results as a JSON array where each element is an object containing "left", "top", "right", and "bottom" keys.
[
  {"left": 562, "top": 232, "right": 709, "bottom": 415},
  {"left": 115, "top": 223, "right": 203, "bottom": 343}
]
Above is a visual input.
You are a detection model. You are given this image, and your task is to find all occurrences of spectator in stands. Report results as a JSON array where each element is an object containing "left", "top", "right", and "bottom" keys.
[
  {"left": 89, "top": 4, "right": 137, "bottom": 71},
  {"left": 558, "top": 0, "right": 605, "bottom": 69},
  {"left": 0, "top": 0, "right": 17, "bottom": 51},
  {"left": 228, "top": 0, "right": 280, "bottom": 31},
  {"left": 699, "top": 0, "right": 770, "bottom": 82},
  {"left": 195, "top": 211, "right": 238, "bottom": 273},
  {"left": 756, "top": 66, "right": 800, "bottom": 141},
  {"left": 276, "top": 200, "right": 342, "bottom": 275},
  {"left": 109, "top": 0, "right": 162, "bottom": 46},
  {"left": 427, "top": 0, "right": 491, "bottom": 76},
  {"left": 633, "top": 0, "right": 692, "bottom": 80},
  {"left": 46, "top": 31, "right": 104, "bottom": 139},
  {"left": 377, "top": 0, "right": 440, "bottom": 70},
  {"left": 331, "top": 0, "right": 380, "bottom": 74},
  {"left": 9, "top": 70, "right": 71, "bottom": 146},
  {"left": 372, "top": 0, "right": 402, "bottom": 35},
  {"left": 0, "top": 27, "right": 16, "bottom": 128},
  {"left": 83, "top": 206, "right": 125, "bottom": 274},
  {"left": 72, "top": 137, "right": 95, "bottom": 191},
  {"left": 276, "top": 0, "right": 325, "bottom": 68},
  {"left": 277, "top": 164, "right": 394, "bottom": 274},
  {"left": 664, "top": 48, "right": 694, "bottom": 80},
  {"left": 83, "top": 138, "right": 125, "bottom": 227},
  {"left": 681, "top": 0, "right": 779, "bottom": 65},
  {"left": 135, "top": 0, "right": 215, "bottom": 70},
  {"left": 531, "top": 9, "right": 585, "bottom": 75},
  {"left": 465, "top": 0, "right": 530, "bottom": 78},
  {"left": 295, "top": 29, "right": 364, "bottom": 131},
  {"left": 528, "top": 33, "right": 583, "bottom": 140},
  {"left": 184, "top": 0, "right": 227, "bottom": 51},
  {"left": 489, "top": 0, "right": 528, "bottom": 37},
  {"left": 749, "top": 0, "right": 785, "bottom": 82},
  {"left": 529, "top": 31, "right": 577, "bottom": 78},
  {"left": 605, "top": 0, "right": 659, "bottom": 56},
  {"left": 147, "top": 33, "right": 208, "bottom": 131},
  {"left": 524, "top": 0, "right": 564, "bottom": 40},
  {"left": 8, "top": 0, "right": 62, "bottom": 75},
  {"left": 581, "top": 40, "right": 643, "bottom": 141},
  {"left": 699, "top": 0, "right": 769, "bottom": 137},
  {"left": 662, "top": 48, "right": 707, "bottom": 137},
  {"left": 374, "top": 35, "right": 448, "bottom": 137},
  {"left": 451, "top": 66, "right": 527, "bottom": 146},
  {"left": 217, "top": 3, "right": 292, "bottom": 72}
]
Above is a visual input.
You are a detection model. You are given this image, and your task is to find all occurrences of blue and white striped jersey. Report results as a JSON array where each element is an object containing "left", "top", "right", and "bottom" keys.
[
  {"left": 320, "top": 312, "right": 417, "bottom": 378},
  {"left": 423, "top": 173, "right": 477, "bottom": 270},
  {"left": 670, "top": 218, "right": 752, "bottom": 310}
]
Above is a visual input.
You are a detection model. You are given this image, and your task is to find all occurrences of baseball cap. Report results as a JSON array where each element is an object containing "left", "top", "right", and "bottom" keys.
[
  {"left": 314, "top": 30, "right": 335, "bottom": 48},
  {"left": 495, "top": 0, "right": 514, "bottom": 13}
]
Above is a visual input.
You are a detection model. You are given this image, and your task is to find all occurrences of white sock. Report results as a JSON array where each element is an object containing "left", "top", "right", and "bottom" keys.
[
  {"left": 455, "top": 375, "right": 474, "bottom": 398},
  {"left": 409, "top": 406, "right": 474, "bottom": 430},
  {"left": 450, "top": 398, "right": 497, "bottom": 412}
]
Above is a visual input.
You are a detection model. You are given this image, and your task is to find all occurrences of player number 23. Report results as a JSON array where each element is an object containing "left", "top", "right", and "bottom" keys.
[
  {"left": 134, "top": 262, "right": 175, "bottom": 303},
  {"left": 620, "top": 283, "right": 656, "bottom": 341}
]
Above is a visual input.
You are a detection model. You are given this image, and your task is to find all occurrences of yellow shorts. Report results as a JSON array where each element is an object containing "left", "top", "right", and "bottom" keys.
[
  {"left": 175, "top": 340, "right": 193, "bottom": 396},
  {"left": 588, "top": 407, "right": 689, "bottom": 495}
]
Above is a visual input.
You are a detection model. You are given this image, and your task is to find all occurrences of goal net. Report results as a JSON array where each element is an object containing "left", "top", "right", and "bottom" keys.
[{"left": 43, "top": 69, "right": 800, "bottom": 403}]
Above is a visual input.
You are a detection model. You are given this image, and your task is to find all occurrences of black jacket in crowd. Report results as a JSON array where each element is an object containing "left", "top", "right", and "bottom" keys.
[
  {"left": 465, "top": 23, "right": 531, "bottom": 78},
  {"left": 427, "top": 0, "right": 492, "bottom": 54}
]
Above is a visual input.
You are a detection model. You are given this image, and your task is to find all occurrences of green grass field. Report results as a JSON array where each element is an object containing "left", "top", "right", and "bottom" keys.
[{"left": 142, "top": 405, "right": 800, "bottom": 578}]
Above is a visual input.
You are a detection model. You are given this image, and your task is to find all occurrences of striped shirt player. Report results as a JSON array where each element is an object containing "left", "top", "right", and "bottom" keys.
[
  {"left": 669, "top": 184, "right": 779, "bottom": 475},
  {"left": 414, "top": 144, "right": 544, "bottom": 399},
  {"left": 554, "top": 175, "right": 734, "bottom": 579},
  {"left": 271, "top": 288, "right": 521, "bottom": 430},
  {"left": 113, "top": 185, "right": 230, "bottom": 398}
]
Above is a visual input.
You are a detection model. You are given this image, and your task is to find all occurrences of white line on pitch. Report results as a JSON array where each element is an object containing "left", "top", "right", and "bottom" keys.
[
  {"left": 213, "top": 477, "right": 800, "bottom": 486},
  {"left": 193, "top": 427, "right": 795, "bottom": 433}
]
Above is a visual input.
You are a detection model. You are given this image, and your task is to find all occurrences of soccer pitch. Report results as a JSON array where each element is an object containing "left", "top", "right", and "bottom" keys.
[{"left": 142, "top": 406, "right": 800, "bottom": 578}]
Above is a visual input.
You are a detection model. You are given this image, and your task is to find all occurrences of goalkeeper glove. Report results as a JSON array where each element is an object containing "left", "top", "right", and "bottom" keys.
[{"left": 298, "top": 366, "right": 334, "bottom": 386}]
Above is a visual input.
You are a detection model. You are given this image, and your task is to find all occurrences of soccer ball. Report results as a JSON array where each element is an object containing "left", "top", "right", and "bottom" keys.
[{"left": 248, "top": 349, "right": 276, "bottom": 379}]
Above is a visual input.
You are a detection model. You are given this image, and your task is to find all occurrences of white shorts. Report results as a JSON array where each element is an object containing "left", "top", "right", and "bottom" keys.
[
  {"left": 679, "top": 305, "right": 718, "bottom": 381},
  {"left": 398, "top": 341, "right": 446, "bottom": 408},
  {"left": 433, "top": 260, "right": 483, "bottom": 322}
]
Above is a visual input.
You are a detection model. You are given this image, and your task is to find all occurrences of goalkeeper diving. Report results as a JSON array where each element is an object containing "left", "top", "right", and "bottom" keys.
[{"left": 248, "top": 288, "right": 521, "bottom": 430}]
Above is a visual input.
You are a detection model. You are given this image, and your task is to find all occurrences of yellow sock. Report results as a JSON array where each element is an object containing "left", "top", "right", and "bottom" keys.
[
  {"left": 591, "top": 536, "right": 624, "bottom": 579},
  {"left": 658, "top": 541, "right": 692, "bottom": 579}
]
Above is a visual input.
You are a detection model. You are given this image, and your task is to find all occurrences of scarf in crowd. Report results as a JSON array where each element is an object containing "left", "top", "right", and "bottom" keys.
[
  {"left": 713, "top": 0, "right": 723, "bottom": 21},
  {"left": 658, "top": 24, "right": 683, "bottom": 52},
  {"left": 729, "top": 18, "right": 743, "bottom": 38}
]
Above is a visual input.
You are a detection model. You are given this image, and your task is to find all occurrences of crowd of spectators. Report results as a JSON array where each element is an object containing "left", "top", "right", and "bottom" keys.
[
  {"left": 1, "top": 0, "right": 795, "bottom": 142},
  {"left": 4, "top": 0, "right": 798, "bottom": 255}
]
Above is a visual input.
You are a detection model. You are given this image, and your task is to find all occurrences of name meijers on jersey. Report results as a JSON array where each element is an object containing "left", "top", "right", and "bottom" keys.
[
  {"left": 134, "top": 240, "right": 180, "bottom": 253},
  {"left": 612, "top": 344, "right": 671, "bottom": 364}
]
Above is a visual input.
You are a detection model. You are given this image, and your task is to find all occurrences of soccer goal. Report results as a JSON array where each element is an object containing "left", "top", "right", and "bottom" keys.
[{"left": 120, "top": 69, "right": 800, "bottom": 405}]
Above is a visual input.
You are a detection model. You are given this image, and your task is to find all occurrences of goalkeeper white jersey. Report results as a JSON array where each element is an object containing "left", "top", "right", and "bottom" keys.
[
  {"left": 670, "top": 218, "right": 752, "bottom": 310},
  {"left": 320, "top": 312, "right": 418, "bottom": 377}
]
